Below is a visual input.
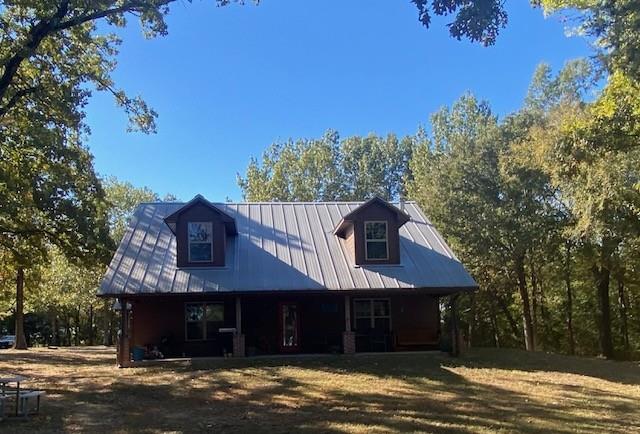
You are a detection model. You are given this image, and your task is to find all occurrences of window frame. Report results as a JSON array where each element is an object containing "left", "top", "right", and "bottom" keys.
[
  {"left": 184, "top": 302, "right": 224, "bottom": 341},
  {"left": 353, "top": 298, "right": 391, "bottom": 330},
  {"left": 187, "top": 221, "right": 214, "bottom": 263},
  {"left": 364, "top": 220, "right": 389, "bottom": 261}
]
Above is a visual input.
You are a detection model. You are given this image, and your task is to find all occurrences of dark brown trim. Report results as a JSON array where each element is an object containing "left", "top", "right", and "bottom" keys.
[
  {"left": 164, "top": 195, "right": 237, "bottom": 235},
  {"left": 98, "top": 286, "right": 478, "bottom": 299},
  {"left": 334, "top": 196, "right": 410, "bottom": 237},
  {"left": 352, "top": 297, "right": 392, "bottom": 331},
  {"left": 183, "top": 301, "right": 225, "bottom": 342},
  {"left": 278, "top": 301, "right": 301, "bottom": 353}
]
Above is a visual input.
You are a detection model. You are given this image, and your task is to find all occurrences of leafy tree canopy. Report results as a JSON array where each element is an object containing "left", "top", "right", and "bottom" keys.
[
  {"left": 537, "top": 0, "right": 640, "bottom": 79},
  {"left": 237, "top": 130, "right": 414, "bottom": 202}
]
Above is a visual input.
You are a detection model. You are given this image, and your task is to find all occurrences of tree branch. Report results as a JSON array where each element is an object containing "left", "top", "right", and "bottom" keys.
[
  {"left": 0, "top": 85, "right": 40, "bottom": 117},
  {"left": 0, "top": 1, "right": 70, "bottom": 104},
  {"left": 0, "top": 0, "right": 176, "bottom": 112},
  {"left": 54, "top": 0, "right": 175, "bottom": 33}
]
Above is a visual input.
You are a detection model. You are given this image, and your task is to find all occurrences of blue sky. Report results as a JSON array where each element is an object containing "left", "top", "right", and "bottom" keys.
[{"left": 85, "top": 0, "right": 591, "bottom": 202}]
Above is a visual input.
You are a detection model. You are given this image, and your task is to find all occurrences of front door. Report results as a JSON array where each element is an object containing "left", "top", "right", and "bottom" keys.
[{"left": 278, "top": 302, "right": 300, "bottom": 352}]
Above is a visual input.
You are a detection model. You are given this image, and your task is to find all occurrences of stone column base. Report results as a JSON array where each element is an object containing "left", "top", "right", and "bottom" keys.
[
  {"left": 342, "top": 331, "right": 356, "bottom": 354},
  {"left": 233, "top": 334, "right": 245, "bottom": 357}
]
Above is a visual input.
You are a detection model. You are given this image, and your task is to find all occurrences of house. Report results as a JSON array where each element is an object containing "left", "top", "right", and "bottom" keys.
[{"left": 98, "top": 195, "right": 476, "bottom": 366}]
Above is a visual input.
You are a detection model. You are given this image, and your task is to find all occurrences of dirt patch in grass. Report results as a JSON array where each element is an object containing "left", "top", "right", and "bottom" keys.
[{"left": 0, "top": 347, "right": 638, "bottom": 433}]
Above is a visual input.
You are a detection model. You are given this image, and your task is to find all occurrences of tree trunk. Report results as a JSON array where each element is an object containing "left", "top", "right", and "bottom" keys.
[
  {"left": 565, "top": 243, "right": 575, "bottom": 355},
  {"left": 103, "top": 299, "right": 114, "bottom": 346},
  {"left": 65, "top": 315, "right": 71, "bottom": 346},
  {"left": 468, "top": 293, "right": 476, "bottom": 348},
  {"left": 74, "top": 307, "right": 80, "bottom": 346},
  {"left": 496, "top": 295, "right": 520, "bottom": 342},
  {"left": 47, "top": 310, "right": 55, "bottom": 346},
  {"left": 489, "top": 303, "right": 500, "bottom": 348},
  {"left": 531, "top": 262, "right": 539, "bottom": 350},
  {"left": 516, "top": 256, "right": 535, "bottom": 351},
  {"left": 592, "top": 253, "right": 614, "bottom": 358},
  {"left": 13, "top": 268, "right": 28, "bottom": 349},
  {"left": 617, "top": 274, "right": 630, "bottom": 354},
  {"left": 53, "top": 313, "right": 60, "bottom": 346},
  {"left": 537, "top": 265, "right": 548, "bottom": 342},
  {"left": 88, "top": 304, "right": 94, "bottom": 346},
  {"left": 450, "top": 295, "right": 460, "bottom": 357}
]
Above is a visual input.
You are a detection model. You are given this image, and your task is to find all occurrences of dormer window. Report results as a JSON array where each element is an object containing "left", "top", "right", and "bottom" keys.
[
  {"left": 333, "top": 196, "right": 410, "bottom": 266},
  {"left": 365, "top": 221, "right": 389, "bottom": 260},
  {"left": 188, "top": 222, "right": 213, "bottom": 262},
  {"left": 164, "top": 195, "right": 237, "bottom": 268}
]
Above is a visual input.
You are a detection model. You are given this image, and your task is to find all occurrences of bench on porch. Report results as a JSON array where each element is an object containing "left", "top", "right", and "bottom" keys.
[{"left": 394, "top": 328, "right": 439, "bottom": 349}]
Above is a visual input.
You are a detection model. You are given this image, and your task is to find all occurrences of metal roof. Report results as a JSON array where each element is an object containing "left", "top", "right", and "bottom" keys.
[{"left": 98, "top": 201, "right": 477, "bottom": 296}]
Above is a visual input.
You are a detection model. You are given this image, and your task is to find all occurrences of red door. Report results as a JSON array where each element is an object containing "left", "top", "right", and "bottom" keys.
[{"left": 278, "top": 302, "right": 300, "bottom": 352}]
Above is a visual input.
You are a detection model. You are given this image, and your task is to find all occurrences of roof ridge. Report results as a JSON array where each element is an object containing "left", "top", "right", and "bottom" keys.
[{"left": 137, "top": 200, "right": 419, "bottom": 205}]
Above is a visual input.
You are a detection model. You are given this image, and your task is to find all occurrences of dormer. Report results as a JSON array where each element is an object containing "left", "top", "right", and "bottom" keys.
[
  {"left": 164, "top": 195, "right": 237, "bottom": 268},
  {"left": 334, "top": 196, "right": 410, "bottom": 266}
]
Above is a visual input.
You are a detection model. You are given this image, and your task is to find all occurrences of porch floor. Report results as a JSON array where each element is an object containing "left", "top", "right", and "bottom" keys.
[{"left": 130, "top": 350, "right": 445, "bottom": 367}]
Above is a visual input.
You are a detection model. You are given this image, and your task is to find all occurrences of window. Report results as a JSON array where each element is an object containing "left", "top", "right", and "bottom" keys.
[
  {"left": 185, "top": 303, "right": 224, "bottom": 340},
  {"left": 364, "top": 221, "right": 388, "bottom": 260},
  {"left": 353, "top": 299, "right": 391, "bottom": 331},
  {"left": 188, "top": 222, "right": 213, "bottom": 262}
]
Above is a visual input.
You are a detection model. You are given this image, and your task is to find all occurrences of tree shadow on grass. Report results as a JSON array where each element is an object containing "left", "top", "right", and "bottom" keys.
[
  {"left": 443, "top": 348, "right": 640, "bottom": 386},
  {"left": 1, "top": 348, "right": 639, "bottom": 433}
]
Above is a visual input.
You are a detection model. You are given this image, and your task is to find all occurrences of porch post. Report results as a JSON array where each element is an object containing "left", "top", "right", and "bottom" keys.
[
  {"left": 117, "top": 298, "right": 131, "bottom": 368},
  {"left": 233, "top": 296, "right": 245, "bottom": 357},
  {"left": 450, "top": 294, "right": 460, "bottom": 357},
  {"left": 342, "top": 295, "right": 355, "bottom": 354}
]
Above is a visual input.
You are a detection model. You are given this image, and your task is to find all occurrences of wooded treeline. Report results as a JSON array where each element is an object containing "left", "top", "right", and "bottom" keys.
[
  {"left": 1, "top": 0, "right": 638, "bottom": 357},
  {"left": 238, "top": 61, "right": 640, "bottom": 359},
  {"left": 0, "top": 178, "right": 175, "bottom": 347}
]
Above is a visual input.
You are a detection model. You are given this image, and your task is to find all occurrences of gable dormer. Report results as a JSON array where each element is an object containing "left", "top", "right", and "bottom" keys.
[
  {"left": 333, "top": 196, "right": 410, "bottom": 266},
  {"left": 164, "top": 195, "right": 237, "bottom": 268}
]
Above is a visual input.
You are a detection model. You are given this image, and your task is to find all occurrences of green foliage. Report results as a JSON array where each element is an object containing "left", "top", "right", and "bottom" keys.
[
  {"left": 537, "top": 0, "right": 640, "bottom": 80},
  {"left": 0, "top": 129, "right": 113, "bottom": 268},
  {"left": 0, "top": 177, "right": 172, "bottom": 345},
  {"left": 104, "top": 177, "right": 161, "bottom": 244},
  {"left": 238, "top": 62, "right": 640, "bottom": 359},
  {"left": 412, "top": 0, "right": 508, "bottom": 46},
  {"left": 238, "top": 130, "right": 413, "bottom": 202},
  {"left": 529, "top": 71, "right": 640, "bottom": 240},
  {"left": 0, "top": 1, "right": 256, "bottom": 133}
]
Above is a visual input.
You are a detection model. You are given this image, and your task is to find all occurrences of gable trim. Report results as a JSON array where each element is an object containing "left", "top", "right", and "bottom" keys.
[
  {"left": 333, "top": 196, "right": 411, "bottom": 238},
  {"left": 163, "top": 194, "right": 237, "bottom": 235}
]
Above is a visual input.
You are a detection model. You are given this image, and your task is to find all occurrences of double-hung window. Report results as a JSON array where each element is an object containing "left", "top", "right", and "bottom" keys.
[
  {"left": 188, "top": 222, "right": 213, "bottom": 262},
  {"left": 364, "top": 221, "right": 388, "bottom": 260},
  {"left": 353, "top": 299, "right": 391, "bottom": 331},
  {"left": 185, "top": 303, "right": 224, "bottom": 340}
]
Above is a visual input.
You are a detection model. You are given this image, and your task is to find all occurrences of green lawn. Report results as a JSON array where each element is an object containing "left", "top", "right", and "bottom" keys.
[{"left": 0, "top": 347, "right": 638, "bottom": 433}]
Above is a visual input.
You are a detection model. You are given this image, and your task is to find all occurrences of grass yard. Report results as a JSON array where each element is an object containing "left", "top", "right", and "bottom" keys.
[{"left": 0, "top": 347, "right": 638, "bottom": 433}]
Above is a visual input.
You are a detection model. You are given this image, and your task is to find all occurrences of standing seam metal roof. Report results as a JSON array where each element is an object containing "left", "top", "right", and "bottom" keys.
[{"left": 98, "top": 201, "right": 477, "bottom": 296}]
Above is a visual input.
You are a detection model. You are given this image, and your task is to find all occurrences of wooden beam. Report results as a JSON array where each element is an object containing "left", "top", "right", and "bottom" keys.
[
  {"left": 235, "top": 296, "right": 242, "bottom": 335},
  {"left": 344, "top": 295, "right": 351, "bottom": 332},
  {"left": 450, "top": 294, "right": 460, "bottom": 357},
  {"left": 117, "top": 298, "right": 130, "bottom": 367}
]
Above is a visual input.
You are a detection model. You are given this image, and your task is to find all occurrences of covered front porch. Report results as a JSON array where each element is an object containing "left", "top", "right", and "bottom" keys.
[{"left": 114, "top": 291, "right": 449, "bottom": 367}]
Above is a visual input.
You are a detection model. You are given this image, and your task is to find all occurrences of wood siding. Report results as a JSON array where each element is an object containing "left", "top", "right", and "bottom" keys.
[
  {"left": 350, "top": 201, "right": 402, "bottom": 265},
  {"left": 130, "top": 295, "right": 237, "bottom": 357},
  {"left": 350, "top": 293, "right": 440, "bottom": 351},
  {"left": 175, "top": 202, "right": 227, "bottom": 268},
  {"left": 242, "top": 294, "right": 345, "bottom": 355},
  {"left": 128, "top": 292, "right": 440, "bottom": 358},
  {"left": 343, "top": 224, "right": 355, "bottom": 264}
]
